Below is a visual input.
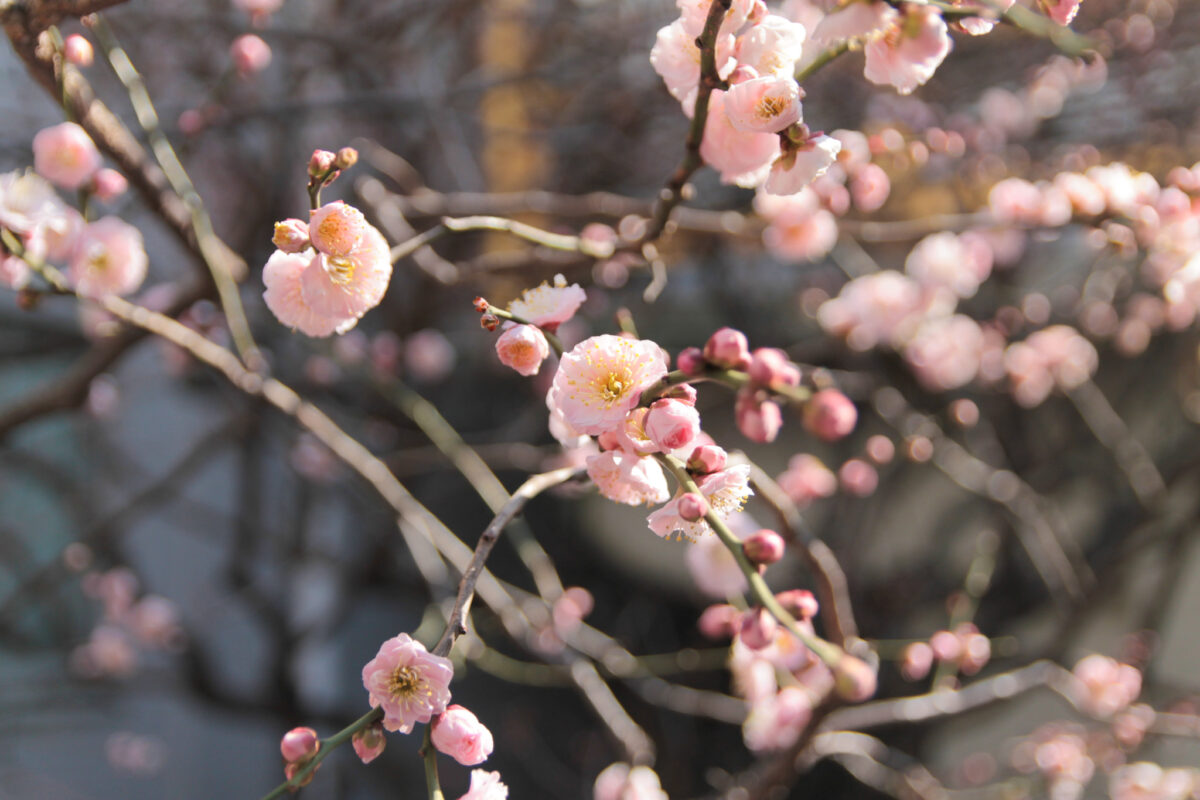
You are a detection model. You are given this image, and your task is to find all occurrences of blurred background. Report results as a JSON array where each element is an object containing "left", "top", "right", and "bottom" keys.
[{"left": 3, "top": 0, "right": 1200, "bottom": 798}]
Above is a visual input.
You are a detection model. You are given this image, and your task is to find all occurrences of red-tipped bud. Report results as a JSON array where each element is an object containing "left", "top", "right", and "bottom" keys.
[
  {"left": 63, "top": 34, "right": 94, "bottom": 67},
  {"left": 687, "top": 444, "right": 727, "bottom": 474},
  {"left": 776, "top": 589, "right": 819, "bottom": 620},
  {"left": 738, "top": 607, "right": 777, "bottom": 650},
  {"left": 900, "top": 641, "right": 934, "bottom": 681},
  {"left": 743, "top": 529, "right": 785, "bottom": 566},
  {"left": 480, "top": 313, "right": 500, "bottom": 331},
  {"left": 697, "top": 604, "right": 740, "bottom": 639},
  {"left": 645, "top": 398, "right": 701, "bottom": 452},
  {"left": 748, "top": 347, "right": 801, "bottom": 390},
  {"left": 472, "top": 296, "right": 489, "bottom": 313},
  {"left": 678, "top": 492, "right": 709, "bottom": 522},
  {"left": 677, "top": 346, "right": 706, "bottom": 376},
  {"left": 703, "top": 327, "right": 751, "bottom": 369},
  {"left": 833, "top": 655, "right": 878, "bottom": 702},
  {"left": 335, "top": 147, "right": 359, "bottom": 170},
  {"left": 308, "top": 149, "right": 337, "bottom": 177},
  {"left": 804, "top": 389, "right": 857, "bottom": 442},
  {"left": 352, "top": 721, "right": 386, "bottom": 764},
  {"left": 280, "top": 727, "right": 320, "bottom": 764}
]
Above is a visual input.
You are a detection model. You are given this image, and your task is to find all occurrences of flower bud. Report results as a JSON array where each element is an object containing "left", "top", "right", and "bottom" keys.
[
  {"left": 644, "top": 398, "right": 701, "bottom": 452},
  {"left": 64, "top": 34, "right": 94, "bottom": 67},
  {"left": 663, "top": 382, "right": 698, "bottom": 405},
  {"left": 748, "top": 347, "right": 801, "bottom": 389},
  {"left": 308, "top": 149, "right": 337, "bottom": 177},
  {"left": 736, "top": 389, "right": 782, "bottom": 443},
  {"left": 697, "top": 604, "right": 739, "bottom": 639},
  {"left": 472, "top": 296, "right": 490, "bottom": 313},
  {"left": 335, "top": 147, "right": 359, "bottom": 170},
  {"left": 900, "top": 641, "right": 934, "bottom": 681},
  {"left": 833, "top": 655, "right": 878, "bottom": 702},
  {"left": 678, "top": 492, "right": 709, "bottom": 521},
  {"left": 495, "top": 324, "right": 550, "bottom": 376},
  {"left": 280, "top": 727, "right": 320, "bottom": 764},
  {"left": 431, "top": 705, "right": 494, "bottom": 766},
  {"left": 803, "top": 389, "right": 857, "bottom": 442},
  {"left": 743, "top": 529, "right": 785, "bottom": 565},
  {"left": 284, "top": 760, "right": 320, "bottom": 787},
  {"left": 480, "top": 313, "right": 500, "bottom": 331},
  {"left": 928, "top": 630, "right": 961, "bottom": 663},
  {"left": 838, "top": 458, "right": 878, "bottom": 497},
  {"left": 352, "top": 721, "right": 386, "bottom": 764},
  {"left": 738, "top": 607, "right": 778, "bottom": 650},
  {"left": 677, "top": 346, "right": 706, "bottom": 376},
  {"left": 272, "top": 219, "right": 310, "bottom": 253},
  {"left": 230, "top": 33, "right": 271, "bottom": 77},
  {"left": 92, "top": 168, "right": 128, "bottom": 202},
  {"left": 687, "top": 444, "right": 727, "bottom": 474},
  {"left": 776, "top": 589, "right": 818, "bottom": 620},
  {"left": 703, "top": 327, "right": 751, "bottom": 369}
]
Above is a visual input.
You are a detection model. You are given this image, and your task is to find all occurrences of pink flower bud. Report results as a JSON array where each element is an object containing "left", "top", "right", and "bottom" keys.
[
  {"left": 738, "top": 607, "right": 778, "bottom": 650},
  {"left": 33, "top": 121, "right": 101, "bottom": 190},
  {"left": 335, "top": 147, "right": 359, "bottom": 170},
  {"left": 698, "top": 604, "right": 739, "bottom": 639},
  {"left": 352, "top": 721, "right": 386, "bottom": 764},
  {"left": 92, "top": 168, "right": 128, "bottom": 202},
  {"left": 272, "top": 219, "right": 310, "bottom": 253},
  {"left": 64, "top": 34, "right": 94, "bottom": 67},
  {"left": 284, "top": 760, "right": 319, "bottom": 787},
  {"left": 495, "top": 324, "right": 550, "bottom": 377},
  {"left": 678, "top": 492, "right": 709, "bottom": 521},
  {"left": 687, "top": 444, "right": 727, "bottom": 474},
  {"left": 748, "top": 347, "right": 801, "bottom": 389},
  {"left": 230, "top": 34, "right": 271, "bottom": 77},
  {"left": 431, "top": 705, "right": 494, "bottom": 766},
  {"left": 280, "top": 727, "right": 320, "bottom": 763},
  {"left": 308, "top": 201, "right": 366, "bottom": 257},
  {"left": 838, "top": 458, "right": 878, "bottom": 497},
  {"left": 309, "top": 149, "right": 337, "bottom": 177},
  {"left": 663, "top": 382, "right": 698, "bottom": 405},
  {"left": 736, "top": 390, "right": 783, "bottom": 443},
  {"left": 803, "top": 389, "right": 857, "bottom": 442},
  {"left": 776, "top": 589, "right": 818, "bottom": 620},
  {"left": 865, "top": 435, "right": 895, "bottom": 465},
  {"left": 956, "top": 624, "right": 991, "bottom": 675},
  {"left": 596, "top": 429, "right": 621, "bottom": 451},
  {"left": 833, "top": 655, "right": 877, "bottom": 702},
  {"left": 704, "top": 327, "right": 751, "bottom": 369},
  {"left": 928, "top": 630, "right": 961, "bottom": 662},
  {"left": 743, "top": 529, "right": 785, "bottom": 565},
  {"left": 644, "top": 398, "right": 701, "bottom": 452},
  {"left": 677, "top": 346, "right": 706, "bottom": 375},
  {"left": 900, "top": 641, "right": 934, "bottom": 681}
]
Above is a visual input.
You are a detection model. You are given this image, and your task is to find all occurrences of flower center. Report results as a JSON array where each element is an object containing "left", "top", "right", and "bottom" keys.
[
  {"left": 388, "top": 665, "right": 421, "bottom": 700},
  {"left": 757, "top": 96, "right": 786, "bottom": 119},
  {"left": 598, "top": 372, "right": 628, "bottom": 405},
  {"left": 326, "top": 255, "right": 356, "bottom": 285}
]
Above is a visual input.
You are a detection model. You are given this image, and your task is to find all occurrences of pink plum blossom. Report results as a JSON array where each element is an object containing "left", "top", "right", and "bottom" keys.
[
  {"left": 280, "top": 728, "right": 319, "bottom": 763},
  {"left": 703, "top": 326, "right": 751, "bottom": 368},
  {"left": 594, "top": 762, "right": 669, "bottom": 800},
  {"left": 743, "top": 686, "right": 813, "bottom": 751},
  {"left": 92, "top": 169, "right": 128, "bottom": 202},
  {"left": 849, "top": 162, "right": 891, "bottom": 211},
  {"left": 586, "top": 450, "right": 670, "bottom": 506},
  {"left": 764, "top": 133, "right": 841, "bottom": 195},
  {"left": 818, "top": 270, "right": 955, "bottom": 350},
  {"left": 950, "top": 0, "right": 1015, "bottom": 35},
  {"left": 508, "top": 273, "right": 586, "bottom": 330},
  {"left": 33, "top": 122, "right": 102, "bottom": 190},
  {"left": 686, "top": 511, "right": 755, "bottom": 596},
  {"left": 495, "top": 323, "right": 550, "bottom": 376},
  {"left": 68, "top": 217, "right": 148, "bottom": 298},
  {"left": 904, "top": 231, "right": 993, "bottom": 298},
  {"left": 724, "top": 75, "right": 803, "bottom": 134},
  {"left": 459, "top": 769, "right": 508, "bottom": 800},
  {"left": 903, "top": 315, "right": 984, "bottom": 391},
  {"left": 547, "top": 334, "right": 668, "bottom": 436},
  {"left": 735, "top": 389, "right": 782, "bottom": 443},
  {"left": 299, "top": 220, "right": 392, "bottom": 324},
  {"left": 756, "top": 188, "right": 839, "bottom": 261},
  {"left": 1004, "top": 325, "right": 1098, "bottom": 407},
  {"left": 308, "top": 201, "right": 366, "bottom": 257},
  {"left": 748, "top": 348, "right": 800, "bottom": 389},
  {"left": 1072, "top": 654, "right": 1142, "bottom": 717},
  {"left": 648, "top": 464, "right": 753, "bottom": 540},
  {"left": 263, "top": 250, "right": 345, "bottom": 337},
  {"left": 361, "top": 633, "right": 453, "bottom": 733},
  {"left": 812, "top": 0, "right": 897, "bottom": 44},
  {"left": 677, "top": 0, "right": 756, "bottom": 37},
  {"left": 273, "top": 218, "right": 310, "bottom": 253},
  {"left": 644, "top": 398, "right": 701, "bottom": 451},
  {"left": 1043, "top": 0, "right": 1083, "bottom": 25},
  {"left": 231, "top": 33, "right": 272, "bottom": 77},
  {"left": 64, "top": 34, "right": 94, "bottom": 67},
  {"left": 613, "top": 407, "right": 660, "bottom": 456},
  {"left": 701, "top": 90, "right": 780, "bottom": 188},
  {"left": 651, "top": 19, "right": 736, "bottom": 109},
  {"left": 803, "top": 388, "right": 856, "bottom": 441},
  {"left": 431, "top": 705, "right": 494, "bottom": 766},
  {"left": 352, "top": 721, "right": 386, "bottom": 764},
  {"left": 776, "top": 453, "right": 837, "bottom": 508},
  {"left": 736, "top": 14, "right": 806, "bottom": 77},
  {"left": 862, "top": 6, "right": 952, "bottom": 95}
]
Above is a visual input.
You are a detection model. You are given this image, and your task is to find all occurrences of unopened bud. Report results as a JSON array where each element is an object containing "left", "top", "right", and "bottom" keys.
[
  {"left": 335, "top": 147, "right": 359, "bottom": 170},
  {"left": 748, "top": 347, "right": 801, "bottom": 390},
  {"left": 697, "top": 604, "right": 739, "bottom": 639},
  {"left": 273, "top": 219, "right": 310, "bottom": 253},
  {"left": 64, "top": 34, "right": 94, "bottom": 67},
  {"left": 92, "top": 168, "right": 128, "bottom": 202},
  {"left": 280, "top": 727, "right": 320, "bottom": 764},
  {"left": 703, "top": 327, "right": 751, "bottom": 370},
  {"left": 284, "top": 760, "right": 320, "bottom": 788},
  {"left": 833, "top": 655, "right": 878, "bottom": 702},
  {"left": 663, "top": 383, "right": 698, "bottom": 405},
  {"left": 308, "top": 149, "right": 337, "bottom": 177},
  {"left": 352, "top": 721, "right": 386, "bottom": 764},
  {"left": 480, "top": 313, "right": 500, "bottom": 331},
  {"left": 900, "top": 641, "right": 934, "bottom": 681},
  {"left": 743, "top": 529, "right": 785, "bottom": 565},
  {"left": 687, "top": 444, "right": 727, "bottom": 474},
  {"left": 804, "top": 388, "right": 857, "bottom": 442},
  {"left": 472, "top": 296, "right": 489, "bottom": 313},
  {"left": 738, "top": 607, "right": 777, "bottom": 650},
  {"left": 678, "top": 492, "right": 709, "bottom": 522},
  {"left": 677, "top": 346, "right": 706, "bottom": 376},
  {"left": 776, "top": 589, "right": 818, "bottom": 620}
]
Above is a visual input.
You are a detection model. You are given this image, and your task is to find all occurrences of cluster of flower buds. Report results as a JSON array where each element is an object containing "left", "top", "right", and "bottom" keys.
[
  {"left": 280, "top": 727, "right": 321, "bottom": 787},
  {"left": 899, "top": 622, "right": 992, "bottom": 682},
  {"left": 476, "top": 274, "right": 586, "bottom": 377},
  {"left": 305, "top": 147, "right": 359, "bottom": 198}
]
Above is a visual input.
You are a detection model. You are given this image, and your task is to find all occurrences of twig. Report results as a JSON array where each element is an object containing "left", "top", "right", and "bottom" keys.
[{"left": 802, "top": 731, "right": 948, "bottom": 800}]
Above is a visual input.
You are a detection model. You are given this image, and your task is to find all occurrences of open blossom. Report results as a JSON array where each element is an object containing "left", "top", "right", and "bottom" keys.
[
  {"left": 903, "top": 315, "right": 983, "bottom": 391},
  {"left": 495, "top": 324, "right": 550, "bottom": 376},
  {"left": 817, "top": 270, "right": 955, "bottom": 351},
  {"left": 701, "top": 90, "right": 780, "bottom": 188},
  {"left": 686, "top": 512, "right": 755, "bottom": 596},
  {"left": 651, "top": 19, "right": 736, "bottom": 109},
  {"left": 263, "top": 250, "right": 346, "bottom": 337},
  {"left": 361, "top": 633, "right": 453, "bottom": 733},
  {"left": 586, "top": 450, "right": 670, "bottom": 506},
  {"left": 299, "top": 221, "right": 392, "bottom": 323},
  {"left": 508, "top": 273, "right": 586, "bottom": 330},
  {"left": 736, "top": 14, "right": 806, "bottom": 77},
  {"left": 776, "top": 453, "right": 837, "bottom": 507},
  {"left": 904, "top": 231, "right": 993, "bottom": 298},
  {"left": 743, "top": 686, "right": 813, "bottom": 751},
  {"left": 33, "top": 122, "right": 102, "bottom": 190},
  {"left": 69, "top": 217, "right": 148, "bottom": 298},
  {"left": 1004, "top": 325, "right": 1098, "bottom": 407},
  {"left": 432, "top": 705, "right": 493, "bottom": 766},
  {"left": 756, "top": 188, "right": 838, "bottom": 261},
  {"left": 763, "top": 133, "right": 841, "bottom": 195},
  {"left": 1072, "top": 654, "right": 1141, "bottom": 717},
  {"left": 308, "top": 201, "right": 365, "bottom": 257},
  {"left": 594, "top": 762, "right": 669, "bottom": 800},
  {"left": 677, "top": 0, "right": 756, "bottom": 37},
  {"left": 548, "top": 334, "right": 668, "bottom": 436},
  {"left": 0, "top": 169, "right": 78, "bottom": 263},
  {"left": 862, "top": 6, "right": 952, "bottom": 95},
  {"left": 648, "top": 464, "right": 753, "bottom": 540},
  {"left": 812, "top": 0, "right": 897, "bottom": 44},
  {"left": 459, "top": 769, "right": 508, "bottom": 800},
  {"left": 724, "top": 75, "right": 802, "bottom": 134}
]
